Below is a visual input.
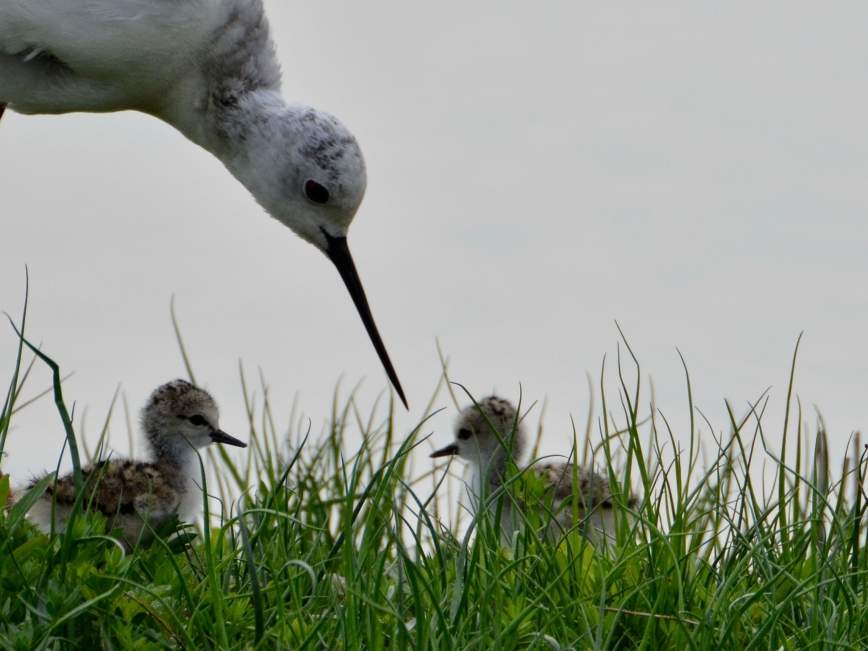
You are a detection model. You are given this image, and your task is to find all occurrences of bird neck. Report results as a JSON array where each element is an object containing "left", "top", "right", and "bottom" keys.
[
  {"left": 145, "top": 427, "right": 201, "bottom": 477},
  {"left": 164, "top": 91, "right": 322, "bottom": 246},
  {"left": 161, "top": 87, "right": 285, "bottom": 158},
  {"left": 472, "top": 449, "right": 509, "bottom": 495}
]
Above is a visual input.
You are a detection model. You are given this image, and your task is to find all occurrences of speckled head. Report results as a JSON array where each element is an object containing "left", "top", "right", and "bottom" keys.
[
  {"left": 286, "top": 104, "right": 367, "bottom": 241},
  {"left": 141, "top": 380, "right": 246, "bottom": 464},
  {"left": 430, "top": 396, "right": 526, "bottom": 470},
  {"left": 223, "top": 100, "right": 366, "bottom": 250}
]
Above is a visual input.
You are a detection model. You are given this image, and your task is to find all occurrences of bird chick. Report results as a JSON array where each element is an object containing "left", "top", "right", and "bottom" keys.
[
  {"left": 26, "top": 379, "right": 246, "bottom": 549},
  {"left": 431, "top": 396, "right": 636, "bottom": 542}
]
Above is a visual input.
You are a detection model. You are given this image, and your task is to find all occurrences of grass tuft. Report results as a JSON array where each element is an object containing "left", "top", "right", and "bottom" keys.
[{"left": 1, "top": 320, "right": 867, "bottom": 648}]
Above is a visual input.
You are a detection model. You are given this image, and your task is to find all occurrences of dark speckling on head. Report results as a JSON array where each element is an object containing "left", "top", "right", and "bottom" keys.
[{"left": 297, "top": 110, "right": 358, "bottom": 178}]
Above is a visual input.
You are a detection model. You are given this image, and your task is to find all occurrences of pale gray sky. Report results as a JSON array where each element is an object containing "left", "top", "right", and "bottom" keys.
[{"left": 2, "top": 2, "right": 867, "bottom": 479}]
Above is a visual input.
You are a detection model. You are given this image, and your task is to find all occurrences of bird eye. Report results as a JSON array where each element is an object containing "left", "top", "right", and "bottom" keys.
[
  {"left": 188, "top": 414, "right": 208, "bottom": 427},
  {"left": 457, "top": 428, "right": 472, "bottom": 441},
  {"left": 304, "top": 180, "right": 330, "bottom": 204}
]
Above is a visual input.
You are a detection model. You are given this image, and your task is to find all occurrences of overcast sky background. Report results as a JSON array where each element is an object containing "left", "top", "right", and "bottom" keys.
[{"left": 1, "top": 3, "right": 867, "bottom": 486}]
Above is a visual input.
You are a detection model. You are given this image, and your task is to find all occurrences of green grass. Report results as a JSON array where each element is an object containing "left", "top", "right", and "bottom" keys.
[{"left": 2, "top": 318, "right": 868, "bottom": 650}]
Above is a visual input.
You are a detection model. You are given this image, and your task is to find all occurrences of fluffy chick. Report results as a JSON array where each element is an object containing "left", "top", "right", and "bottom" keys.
[
  {"left": 26, "top": 379, "right": 246, "bottom": 549},
  {"left": 431, "top": 396, "right": 636, "bottom": 541}
]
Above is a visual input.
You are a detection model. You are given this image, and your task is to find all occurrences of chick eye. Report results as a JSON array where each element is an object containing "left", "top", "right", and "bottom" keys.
[
  {"left": 188, "top": 415, "right": 208, "bottom": 427},
  {"left": 457, "top": 428, "right": 472, "bottom": 441},
  {"left": 304, "top": 180, "right": 330, "bottom": 204}
]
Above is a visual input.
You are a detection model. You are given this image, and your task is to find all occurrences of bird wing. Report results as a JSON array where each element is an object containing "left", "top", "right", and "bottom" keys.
[
  {"left": 533, "top": 462, "right": 575, "bottom": 501},
  {"left": 532, "top": 462, "right": 616, "bottom": 509},
  {"left": 0, "top": 0, "right": 280, "bottom": 113},
  {"left": 74, "top": 460, "right": 182, "bottom": 521}
]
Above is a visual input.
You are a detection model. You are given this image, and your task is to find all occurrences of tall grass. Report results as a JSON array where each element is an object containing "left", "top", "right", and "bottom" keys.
[{"left": 1, "top": 319, "right": 867, "bottom": 649}]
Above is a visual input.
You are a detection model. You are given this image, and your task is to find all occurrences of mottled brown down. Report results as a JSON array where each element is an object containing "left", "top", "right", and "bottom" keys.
[{"left": 32, "top": 458, "right": 184, "bottom": 521}]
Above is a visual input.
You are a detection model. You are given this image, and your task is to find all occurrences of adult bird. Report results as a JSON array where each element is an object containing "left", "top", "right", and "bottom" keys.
[{"left": 0, "top": 0, "right": 407, "bottom": 407}]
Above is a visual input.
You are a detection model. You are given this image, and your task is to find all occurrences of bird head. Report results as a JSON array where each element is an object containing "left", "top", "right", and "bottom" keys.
[
  {"left": 141, "top": 380, "right": 246, "bottom": 461},
  {"left": 431, "top": 396, "right": 526, "bottom": 470}
]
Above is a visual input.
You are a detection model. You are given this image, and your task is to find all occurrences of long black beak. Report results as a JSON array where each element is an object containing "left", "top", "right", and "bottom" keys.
[
  {"left": 210, "top": 429, "right": 247, "bottom": 448},
  {"left": 430, "top": 443, "right": 459, "bottom": 458},
  {"left": 323, "top": 231, "right": 408, "bottom": 409},
  {"left": 0, "top": 105, "right": 5, "bottom": 122}
]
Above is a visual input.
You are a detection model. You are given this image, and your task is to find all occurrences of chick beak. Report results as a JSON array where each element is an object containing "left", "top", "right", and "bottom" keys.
[
  {"left": 430, "top": 443, "right": 459, "bottom": 458},
  {"left": 209, "top": 429, "right": 247, "bottom": 448}
]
